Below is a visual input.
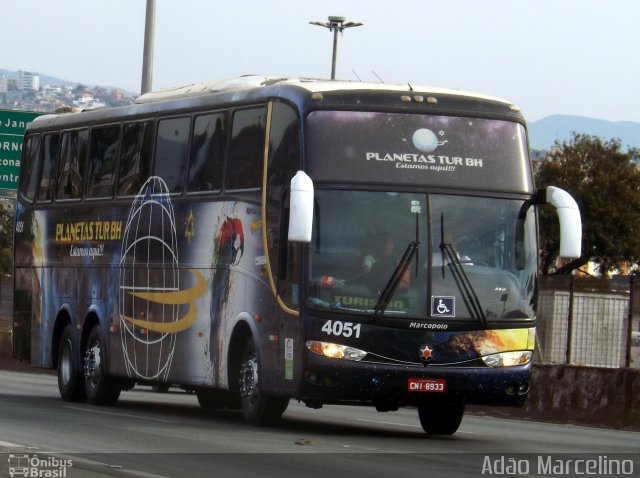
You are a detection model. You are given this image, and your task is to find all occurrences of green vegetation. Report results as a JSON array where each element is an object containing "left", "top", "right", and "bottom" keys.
[
  {"left": 0, "top": 201, "right": 13, "bottom": 275},
  {"left": 536, "top": 133, "right": 640, "bottom": 275}
]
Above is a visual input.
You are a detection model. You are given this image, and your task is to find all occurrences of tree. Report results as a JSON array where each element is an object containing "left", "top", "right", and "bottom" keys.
[
  {"left": 536, "top": 133, "right": 640, "bottom": 275},
  {"left": 0, "top": 201, "right": 14, "bottom": 275}
]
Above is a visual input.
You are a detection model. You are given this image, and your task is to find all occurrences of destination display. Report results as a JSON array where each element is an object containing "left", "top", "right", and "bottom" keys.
[{"left": 305, "top": 111, "right": 533, "bottom": 193}]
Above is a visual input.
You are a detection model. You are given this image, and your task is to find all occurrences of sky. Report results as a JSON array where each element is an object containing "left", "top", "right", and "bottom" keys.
[{"left": 4, "top": 0, "right": 640, "bottom": 123}]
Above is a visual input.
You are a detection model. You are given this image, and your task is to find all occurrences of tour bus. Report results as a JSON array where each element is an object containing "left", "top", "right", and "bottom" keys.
[{"left": 13, "top": 76, "right": 581, "bottom": 435}]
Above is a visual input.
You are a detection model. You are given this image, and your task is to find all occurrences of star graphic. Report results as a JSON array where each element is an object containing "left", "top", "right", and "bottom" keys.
[{"left": 185, "top": 209, "right": 196, "bottom": 244}]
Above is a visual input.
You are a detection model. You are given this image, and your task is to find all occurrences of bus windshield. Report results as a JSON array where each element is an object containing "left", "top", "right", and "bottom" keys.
[{"left": 307, "top": 190, "right": 537, "bottom": 322}]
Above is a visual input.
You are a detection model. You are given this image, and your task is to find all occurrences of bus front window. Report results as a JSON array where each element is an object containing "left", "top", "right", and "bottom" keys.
[
  {"left": 306, "top": 190, "right": 537, "bottom": 323},
  {"left": 307, "top": 190, "right": 428, "bottom": 317}
]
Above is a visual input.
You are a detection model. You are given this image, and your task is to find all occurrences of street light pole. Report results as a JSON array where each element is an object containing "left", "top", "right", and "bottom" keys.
[
  {"left": 331, "top": 24, "right": 340, "bottom": 81},
  {"left": 141, "top": 0, "right": 156, "bottom": 94},
  {"left": 310, "top": 16, "right": 363, "bottom": 80}
]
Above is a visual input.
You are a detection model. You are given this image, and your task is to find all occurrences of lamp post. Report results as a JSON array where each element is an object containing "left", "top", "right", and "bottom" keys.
[
  {"left": 310, "top": 16, "right": 363, "bottom": 80},
  {"left": 141, "top": 0, "right": 156, "bottom": 94}
]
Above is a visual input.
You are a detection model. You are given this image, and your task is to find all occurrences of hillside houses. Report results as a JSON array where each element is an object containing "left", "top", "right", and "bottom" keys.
[{"left": 0, "top": 70, "right": 135, "bottom": 112}]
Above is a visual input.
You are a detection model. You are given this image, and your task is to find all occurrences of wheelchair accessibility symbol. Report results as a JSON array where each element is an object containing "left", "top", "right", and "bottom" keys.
[{"left": 431, "top": 296, "right": 455, "bottom": 317}]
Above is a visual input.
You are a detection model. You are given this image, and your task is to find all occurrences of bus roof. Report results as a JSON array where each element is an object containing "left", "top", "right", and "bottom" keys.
[
  {"left": 135, "top": 75, "right": 517, "bottom": 109},
  {"left": 26, "top": 76, "right": 523, "bottom": 132}
]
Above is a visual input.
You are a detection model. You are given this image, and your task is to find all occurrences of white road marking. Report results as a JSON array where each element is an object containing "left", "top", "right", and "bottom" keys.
[
  {"left": 64, "top": 405, "right": 177, "bottom": 423},
  {"left": 0, "top": 440, "right": 26, "bottom": 448},
  {"left": 357, "top": 418, "right": 421, "bottom": 428}
]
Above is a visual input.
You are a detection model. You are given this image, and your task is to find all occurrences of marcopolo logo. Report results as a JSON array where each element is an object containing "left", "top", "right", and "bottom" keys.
[{"left": 8, "top": 454, "right": 72, "bottom": 477}]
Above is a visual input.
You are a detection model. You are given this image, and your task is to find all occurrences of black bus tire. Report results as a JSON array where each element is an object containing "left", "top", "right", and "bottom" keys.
[
  {"left": 417, "top": 403, "right": 465, "bottom": 435},
  {"left": 57, "top": 324, "right": 86, "bottom": 402},
  {"left": 83, "top": 325, "right": 121, "bottom": 406},
  {"left": 238, "top": 340, "right": 289, "bottom": 426}
]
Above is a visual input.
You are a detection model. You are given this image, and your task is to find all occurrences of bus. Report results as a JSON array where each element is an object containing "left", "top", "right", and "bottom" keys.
[{"left": 13, "top": 76, "right": 581, "bottom": 435}]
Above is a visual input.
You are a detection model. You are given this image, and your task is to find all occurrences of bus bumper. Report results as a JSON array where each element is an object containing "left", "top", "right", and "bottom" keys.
[{"left": 298, "top": 353, "right": 532, "bottom": 409}]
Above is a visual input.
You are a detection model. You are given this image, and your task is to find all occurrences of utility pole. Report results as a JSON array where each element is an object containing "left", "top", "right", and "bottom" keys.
[
  {"left": 141, "top": 0, "right": 156, "bottom": 94},
  {"left": 310, "top": 16, "right": 363, "bottom": 80}
]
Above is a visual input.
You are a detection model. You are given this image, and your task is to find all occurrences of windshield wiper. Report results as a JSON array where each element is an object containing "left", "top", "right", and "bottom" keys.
[
  {"left": 373, "top": 241, "right": 419, "bottom": 319},
  {"left": 441, "top": 242, "right": 488, "bottom": 327}
]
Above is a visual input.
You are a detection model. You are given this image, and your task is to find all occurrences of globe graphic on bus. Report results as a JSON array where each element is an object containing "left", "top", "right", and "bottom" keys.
[
  {"left": 412, "top": 128, "right": 439, "bottom": 152},
  {"left": 119, "top": 176, "right": 180, "bottom": 380}
]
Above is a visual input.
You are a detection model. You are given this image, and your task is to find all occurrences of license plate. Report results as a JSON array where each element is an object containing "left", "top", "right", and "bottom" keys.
[{"left": 408, "top": 378, "right": 446, "bottom": 393}]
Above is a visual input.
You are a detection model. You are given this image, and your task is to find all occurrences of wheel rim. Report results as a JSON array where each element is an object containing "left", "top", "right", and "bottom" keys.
[
  {"left": 60, "top": 339, "right": 73, "bottom": 385},
  {"left": 239, "top": 353, "right": 259, "bottom": 407},
  {"left": 84, "top": 340, "right": 102, "bottom": 392}
]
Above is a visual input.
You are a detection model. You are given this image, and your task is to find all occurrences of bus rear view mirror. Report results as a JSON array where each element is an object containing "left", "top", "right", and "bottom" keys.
[
  {"left": 288, "top": 171, "right": 314, "bottom": 243},
  {"left": 545, "top": 186, "right": 582, "bottom": 258}
]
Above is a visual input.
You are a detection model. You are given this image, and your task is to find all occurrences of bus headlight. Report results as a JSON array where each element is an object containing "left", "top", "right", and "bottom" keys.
[
  {"left": 482, "top": 351, "right": 532, "bottom": 367},
  {"left": 306, "top": 341, "right": 367, "bottom": 361}
]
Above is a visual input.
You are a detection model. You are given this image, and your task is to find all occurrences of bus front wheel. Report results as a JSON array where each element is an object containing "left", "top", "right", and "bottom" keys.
[
  {"left": 238, "top": 341, "right": 289, "bottom": 426},
  {"left": 83, "top": 325, "right": 121, "bottom": 406},
  {"left": 417, "top": 403, "right": 465, "bottom": 435},
  {"left": 57, "top": 324, "right": 86, "bottom": 402}
]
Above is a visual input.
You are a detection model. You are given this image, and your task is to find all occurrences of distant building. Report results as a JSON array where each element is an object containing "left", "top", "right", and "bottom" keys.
[
  {"left": 5, "top": 90, "right": 24, "bottom": 104},
  {"left": 41, "top": 85, "right": 62, "bottom": 97},
  {"left": 17, "top": 70, "right": 40, "bottom": 91},
  {"left": 3, "top": 69, "right": 135, "bottom": 112},
  {"left": 72, "top": 93, "right": 106, "bottom": 110}
]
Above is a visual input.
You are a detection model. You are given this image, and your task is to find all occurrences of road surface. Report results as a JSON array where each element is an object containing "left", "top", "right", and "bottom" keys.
[{"left": 0, "top": 370, "right": 637, "bottom": 478}]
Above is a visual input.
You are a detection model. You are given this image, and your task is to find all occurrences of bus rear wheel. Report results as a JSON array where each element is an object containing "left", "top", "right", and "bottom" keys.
[
  {"left": 417, "top": 403, "right": 465, "bottom": 435},
  {"left": 238, "top": 341, "right": 289, "bottom": 426},
  {"left": 83, "top": 325, "right": 121, "bottom": 406},
  {"left": 57, "top": 324, "right": 86, "bottom": 402}
]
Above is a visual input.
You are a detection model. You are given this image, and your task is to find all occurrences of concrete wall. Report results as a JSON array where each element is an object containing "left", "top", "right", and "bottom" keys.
[{"left": 471, "top": 364, "right": 640, "bottom": 431}]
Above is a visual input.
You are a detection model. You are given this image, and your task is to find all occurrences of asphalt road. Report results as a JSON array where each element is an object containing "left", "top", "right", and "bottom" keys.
[{"left": 0, "top": 370, "right": 638, "bottom": 478}]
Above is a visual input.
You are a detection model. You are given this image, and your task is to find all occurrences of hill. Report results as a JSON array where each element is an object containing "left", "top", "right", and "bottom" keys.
[
  {"left": 0, "top": 68, "right": 136, "bottom": 96},
  {"left": 528, "top": 115, "right": 640, "bottom": 151},
  {"left": 0, "top": 68, "right": 78, "bottom": 88}
]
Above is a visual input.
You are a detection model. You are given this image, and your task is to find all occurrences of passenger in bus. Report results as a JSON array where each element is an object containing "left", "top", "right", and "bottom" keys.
[{"left": 360, "top": 236, "right": 410, "bottom": 294}]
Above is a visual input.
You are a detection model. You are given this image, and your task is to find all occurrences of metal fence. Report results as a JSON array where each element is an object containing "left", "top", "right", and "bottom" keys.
[
  {"left": 537, "top": 275, "right": 640, "bottom": 368},
  {"left": 0, "top": 274, "right": 11, "bottom": 322}
]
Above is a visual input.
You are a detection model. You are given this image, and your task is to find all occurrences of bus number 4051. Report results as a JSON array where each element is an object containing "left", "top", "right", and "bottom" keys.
[{"left": 321, "top": 320, "right": 361, "bottom": 339}]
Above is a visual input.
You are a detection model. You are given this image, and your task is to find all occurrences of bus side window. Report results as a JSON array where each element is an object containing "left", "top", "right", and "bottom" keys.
[
  {"left": 37, "top": 133, "right": 61, "bottom": 202},
  {"left": 154, "top": 116, "right": 190, "bottom": 194},
  {"left": 21, "top": 134, "right": 42, "bottom": 203},
  {"left": 266, "top": 102, "right": 301, "bottom": 308},
  {"left": 86, "top": 125, "right": 120, "bottom": 199},
  {"left": 187, "top": 112, "right": 226, "bottom": 193},
  {"left": 56, "top": 129, "right": 88, "bottom": 201},
  {"left": 118, "top": 121, "right": 154, "bottom": 197},
  {"left": 225, "top": 107, "right": 267, "bottom": 190}
]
